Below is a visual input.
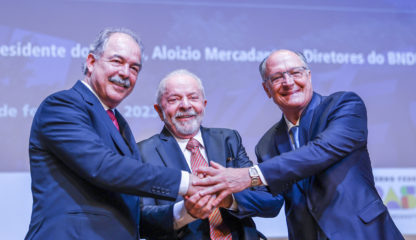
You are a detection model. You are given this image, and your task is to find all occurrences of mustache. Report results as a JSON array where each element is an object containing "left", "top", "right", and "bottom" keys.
[
  {"left": 175, "top": 109, "right": 197, "bottom": 118},
  {"left": 109, "top": 75, "right": 130, "bottom": 88}
]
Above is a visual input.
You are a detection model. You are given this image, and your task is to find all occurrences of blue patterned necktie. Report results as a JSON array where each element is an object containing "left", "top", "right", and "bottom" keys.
[
  {"left": 290, "top": 126, "right": 305, "bottom": 190},
  {"left": 290, "top": 126, "right": 300, "bottom": 149}
]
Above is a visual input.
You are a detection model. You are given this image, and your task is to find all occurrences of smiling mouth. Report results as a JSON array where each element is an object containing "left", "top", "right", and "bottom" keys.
[
  {"left": 112, "top": 81, "right": 128, "bottom": 89},
  {"left": 176, "top": 115, "right": 195, "bottom": 120},
  {"left": 281, "top": 89, "right": 300, "bottom": 97}
]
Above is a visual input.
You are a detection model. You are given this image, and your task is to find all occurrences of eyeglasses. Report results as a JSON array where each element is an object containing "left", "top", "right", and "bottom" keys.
[{"left": 268, "top": 66, "right": 309, "bottom": 86}]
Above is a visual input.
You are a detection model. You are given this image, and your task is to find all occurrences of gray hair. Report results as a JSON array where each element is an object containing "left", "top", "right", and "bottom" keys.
[
  {"left": 259, "top": 50, "right": 309, "bottom": 82},
  {"left": 156, "top": 69, "right": 206, "bottom": 105},
  {"left": 82, "top": 27, "right": 143, "bottom": 75}
]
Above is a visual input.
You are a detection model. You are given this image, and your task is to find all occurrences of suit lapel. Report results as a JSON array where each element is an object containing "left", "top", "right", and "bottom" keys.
[
  {"left": 102, "top": 110, "right": 132, "bottom": 157},
  {"left": 201, "top": 127, "right": 227, "bottom": 167},
  {"left": 299, "top": 92, "right": 322, "bottom": 147},
  {"left": 73, "top": 80, "right": 134, "bottom": 157},
  {"left": 115, "top": 110, "right": 138, "bottom": 157},
  {"left": 276, "top": 93, "right": 322, "bottom": 151},
  {"left": 275, "top": 118, "right": 292, "bottom": 154},
  {"left": 157, "top": 128, "right": 190, "bottom": 172},
  {"left": 298, "top": 93, "right": 322, "bottom": 193}
]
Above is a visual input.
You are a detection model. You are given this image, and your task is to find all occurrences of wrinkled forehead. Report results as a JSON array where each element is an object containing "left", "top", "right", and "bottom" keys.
[
  {"left": 266, "top": 51, "right": 305, "bottom": 72},
  {"left": 103, "top": 33, "right": 141, "bottom": 60},
  {"left": 164, "top": 74, "right": 203, "bottom": 96}
]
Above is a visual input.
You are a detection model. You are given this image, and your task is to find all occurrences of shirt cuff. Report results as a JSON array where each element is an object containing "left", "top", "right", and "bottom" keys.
[
  {"left": 173, "top": 200, "right": 197, "bottom": 230},
  {"left": 227, "top": 194, "right": 238, "bottom": 211},
  {"left": 178, "top": 171, "right": 190, "bottom": 196},
  {"left": 254, "top": 165, "right": 268, "bottom": 186}
]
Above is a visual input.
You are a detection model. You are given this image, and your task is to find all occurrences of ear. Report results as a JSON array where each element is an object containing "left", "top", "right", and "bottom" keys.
[
  {"left": 86, "top": 53, "right": 97, "bottom": 75},
  {"left": 203, "top": 99, "right": 207, "bottom": 107},
  {"left": 154, "top": 104, "right": 164, "bottom": 122},
  {"left": 262, "top": 81, "right": 272, "bottom": 98},
  {"left": 308, "top": 71, "right": 312, "bottom": 83}
]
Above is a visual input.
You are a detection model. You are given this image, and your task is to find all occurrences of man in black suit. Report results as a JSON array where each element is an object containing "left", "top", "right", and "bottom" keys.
[{"left": 138, "top": 69, "right": 283, "bottom": 239}]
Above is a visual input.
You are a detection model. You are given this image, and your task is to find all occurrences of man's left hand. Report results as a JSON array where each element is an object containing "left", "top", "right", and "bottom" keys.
[{"left": 193, "top": 161, "right": 251, "bottom": 207}]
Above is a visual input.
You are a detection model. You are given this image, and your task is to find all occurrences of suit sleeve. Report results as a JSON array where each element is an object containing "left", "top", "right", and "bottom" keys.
[
  {"left": 34, "top": 93, "right": 181, "bottom": 199},
  {"left": 257, "top": 92, "right": 368, "bottom": 195},
  {"left": 137, "top": 139, "right": 186, "bottom": 238},
  {"left": 227, "top": 130, "right": 284, "bottom": 218},
  {"left": 139, "top": 197, "right": 176, "bottom": 238}
]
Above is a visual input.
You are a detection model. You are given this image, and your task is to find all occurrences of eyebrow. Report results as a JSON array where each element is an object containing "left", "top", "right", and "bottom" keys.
[
  {"left": 269, "top": 66, "right": 305, "bottom": 77},
  {"left": 132, "top": 62, "right": 142, "bottom": 70},
  {"left": 167, "top": 92, "right": 200, "bottom": 98},
  {"left": 269, "top": 71, "right": 284, "bottom": 79},
  {"left": 111, "top": 54, "right": 142, "bottom": 68}
]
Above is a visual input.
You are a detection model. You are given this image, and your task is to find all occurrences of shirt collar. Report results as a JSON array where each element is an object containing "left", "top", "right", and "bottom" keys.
[
  {"left": 284, "top": 115, "right": 299, "bottom": 133},
  {"left": 82, "top": 80, "right": 111, "bottom": 110},
  {"left": 171, "top": 128, "right": 204, "bottom": 152}
]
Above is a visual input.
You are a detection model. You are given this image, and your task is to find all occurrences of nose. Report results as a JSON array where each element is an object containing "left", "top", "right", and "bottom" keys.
[
  {"left": 281, "top": 73, "right": 295, "bottom": 86},
  {"left": 179, "top": 97, "right": 191, "bottom": 109},
  {"left": 119, "top": 63, "right": 130, "bottom": 78}
]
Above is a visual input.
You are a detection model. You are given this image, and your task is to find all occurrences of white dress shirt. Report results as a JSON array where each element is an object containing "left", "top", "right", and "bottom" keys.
[{"left": 172, "top": 129, "right": 237, "bottom": 230}]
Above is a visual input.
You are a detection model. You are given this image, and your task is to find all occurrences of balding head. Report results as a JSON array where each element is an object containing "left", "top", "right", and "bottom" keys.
[
  {"left": 259, "top": 50, "right": 309, "bottom": 82},
  {"left": 260, "top": 49, "right": 313, "bottom": 123}
]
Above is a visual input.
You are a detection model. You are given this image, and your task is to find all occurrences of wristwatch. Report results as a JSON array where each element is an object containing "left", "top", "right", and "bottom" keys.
[{"left": 248, "top": 167, "right": 261, "bottom": 187}]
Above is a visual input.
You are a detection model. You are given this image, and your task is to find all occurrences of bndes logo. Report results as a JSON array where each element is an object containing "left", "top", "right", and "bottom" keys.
[{"left": 376, "top": 185, "right": 416, "bottom": 209}]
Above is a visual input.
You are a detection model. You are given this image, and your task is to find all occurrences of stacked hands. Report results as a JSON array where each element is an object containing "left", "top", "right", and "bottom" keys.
[{"left": 184, "top": 161, "right": 251, "bottom": 219}]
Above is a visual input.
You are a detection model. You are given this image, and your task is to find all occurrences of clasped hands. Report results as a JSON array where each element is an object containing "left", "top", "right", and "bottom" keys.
[{"left": 185, "top": 161, "right": 251, "bottom": 219}]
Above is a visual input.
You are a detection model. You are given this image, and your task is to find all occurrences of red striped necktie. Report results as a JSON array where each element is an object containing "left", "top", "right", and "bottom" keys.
[{"left": 186, "top": 138, "right": 232, "bottom": 240}]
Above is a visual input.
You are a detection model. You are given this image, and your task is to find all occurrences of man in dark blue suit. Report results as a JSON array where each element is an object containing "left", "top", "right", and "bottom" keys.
[
  {"left": 195, "top": 50, "right": 404, "bottom": 239},
  {"left": 26, "top": 28, "right": 199, "bottom": 240},
  {"left": 137, "top": 69, "right": 283, "bottom": 240}
]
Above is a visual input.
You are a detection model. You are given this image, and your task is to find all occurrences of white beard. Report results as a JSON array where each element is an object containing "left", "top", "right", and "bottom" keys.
[{"left": 164, "top": 109, "right": 204, "bottom": 136}]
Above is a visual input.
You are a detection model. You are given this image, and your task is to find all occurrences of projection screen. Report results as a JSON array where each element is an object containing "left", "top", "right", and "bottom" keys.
[{"left": 0, "top": 0, "right": 415, "bottom": 239}]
